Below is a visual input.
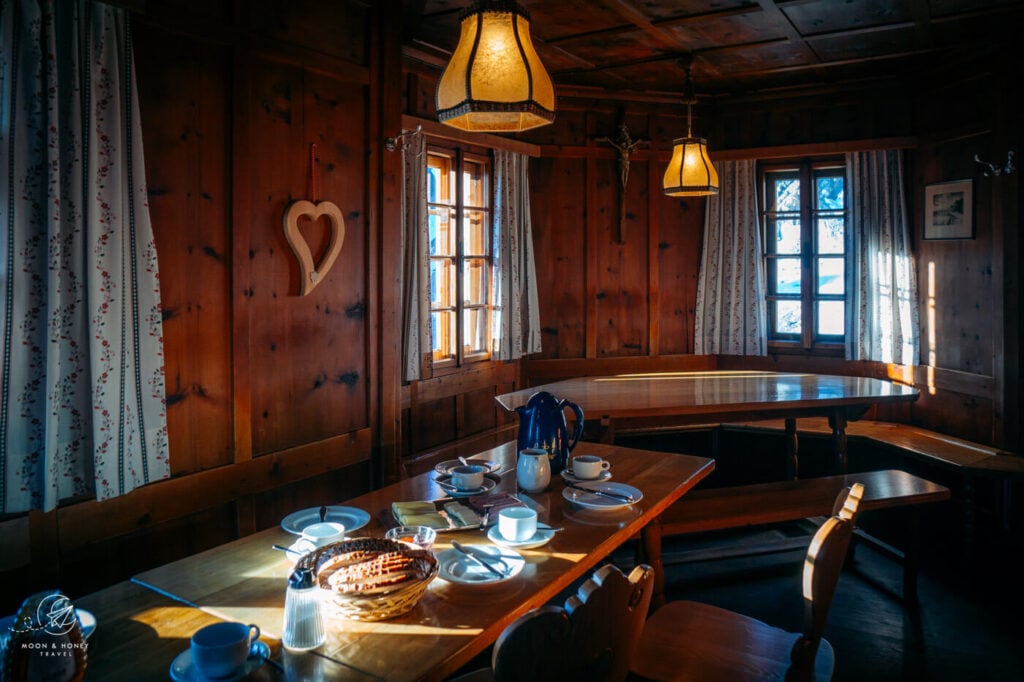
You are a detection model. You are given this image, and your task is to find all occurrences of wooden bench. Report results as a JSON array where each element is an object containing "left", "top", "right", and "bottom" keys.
[
  {"left": 653, "top": 469, "right": 951, "bottom": 602},
  {"left": 720, "top": 417, "right": 1023, "bottom": 546}
]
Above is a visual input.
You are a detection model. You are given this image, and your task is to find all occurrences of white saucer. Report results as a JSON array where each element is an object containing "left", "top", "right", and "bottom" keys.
[
  {"left": 169, "top": 640, "right": 270, "bottom": 681},
  {"left": 434, "top": 475, "right": 498, "bottom": 498},
  {"left": 486, "top": 525, "right": 555, "bottom": 549},
  {"left": 436, "top": 545, "right": 525, "bottom": 585},
  {"left": 280, "top": 506, "right": 370, "bottom": 535},
  {"left": 434, "top": 459, "right": 501, "bottom": 475},
  {"left": 562, "top": 481, "right": 643, "bottom": 510},
  {"left": 561, "top": 468, "right": 612, "bottom": 484}
]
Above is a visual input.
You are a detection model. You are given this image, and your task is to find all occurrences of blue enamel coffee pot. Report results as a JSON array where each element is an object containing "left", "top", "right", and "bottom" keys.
[{"left": 514, "top": 391, "right": 585, "bottom": 474}]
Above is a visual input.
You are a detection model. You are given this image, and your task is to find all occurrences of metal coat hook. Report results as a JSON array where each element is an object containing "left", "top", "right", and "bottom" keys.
[
  {"left": 974, "top": 150, "right": 1015, "bottom": 176},
  {"left": 384, "top": 124, "right": 422, "bottom": 153}
]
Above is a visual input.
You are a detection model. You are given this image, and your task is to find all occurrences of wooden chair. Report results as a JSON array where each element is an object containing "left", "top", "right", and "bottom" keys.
[
  {"left": 630, "top": 483, "right": 864, "bottom": 682},
  {"left": 452, "top": 563, "right": 655, "bottom": 682}
]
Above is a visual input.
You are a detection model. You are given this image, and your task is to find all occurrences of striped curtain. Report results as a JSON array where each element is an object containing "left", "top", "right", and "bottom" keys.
[
  {"left": 490, "top": 150, "right": 541, "bottom": 360},
  {"left": 846, "top": 150, "right": 919, "bottom": 364},
  {"left": 694, "top": 159, "right": 767, "bottom": 355},
  {"left": 0, "top": 0, "right": 169, "bottom": 513}
]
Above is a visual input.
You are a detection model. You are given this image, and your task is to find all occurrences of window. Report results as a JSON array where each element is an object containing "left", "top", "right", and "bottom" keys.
[
  {"left": 762, "top": 160, "right": 847, "bottom": 353},
  {"left": 427, "top": 145, "right": 493, "bottom": 369}
]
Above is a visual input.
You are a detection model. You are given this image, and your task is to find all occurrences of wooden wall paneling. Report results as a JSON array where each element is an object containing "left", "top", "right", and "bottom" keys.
[
  {"left": 522, "top": 355, "right": 718, "bottom": 385},
  {"left": 529, "top": 156, "right": 587, "bottom": 359},
  {"left": 371, "top": 0, "right": 405, "bottom": 484},
  {"left": 244, "top": 58, "right": 370, "bottom": 456},
  {"left": 586, "top": 112, "right": 600, "bottom": 359},
  {"left": 410, "top": 397, "right": 458, "bottom": 453},
  {"left": 462, "top": 386, "right": 498, "bottom": 436},
  {"left": 594, "top": 156, "right": 647, "bottom": 357},
  {"left": 228, "top": 47, "right": 255, "bottom": 470},
  {"left": 647, "top": 157, "right": 661, "bottom": 356},
  {"left": 53, "top": 428, "right": 371, "bottom": 554},
  {"left": 134, "top": 27, "right": 235, "bottom": 474}
]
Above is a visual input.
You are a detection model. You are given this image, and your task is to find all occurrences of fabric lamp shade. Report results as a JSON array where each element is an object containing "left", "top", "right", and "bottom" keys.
[
  {"left": 436, "top": 1, "right": 555, "bottom": 132},
  {"left": 663, "top": 136, "right": 719, "bottom": 196}
]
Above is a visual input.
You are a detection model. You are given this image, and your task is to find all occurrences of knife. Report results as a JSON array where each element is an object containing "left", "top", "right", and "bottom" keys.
[
  {"left": 564, "top": 481, "right": 635, "bottom": 503},
  {"left": 451, "top": 541, "right": 506, "bottom": 578}
]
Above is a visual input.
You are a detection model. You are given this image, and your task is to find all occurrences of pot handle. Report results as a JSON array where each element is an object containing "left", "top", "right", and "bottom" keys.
[{"left": 561, "top": 399, "right": 585, "bottom": 451}]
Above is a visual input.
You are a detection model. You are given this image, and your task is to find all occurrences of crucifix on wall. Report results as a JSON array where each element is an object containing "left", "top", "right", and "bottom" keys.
[{"left": 596, "top": 123, "right": 647, "bottom": 244}]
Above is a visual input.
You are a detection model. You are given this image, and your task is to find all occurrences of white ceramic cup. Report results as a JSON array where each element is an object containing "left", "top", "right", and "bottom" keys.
[
  {"left": 300, "top": 521, "right": 346, "bottom": 548},
  {"left": 450, "top": 464, "right": 486, "bottom": 491},
  {"left": 499, "top": 506, "right": 538, "bottom": 543},
  {"left": 191, "top": 621, "right": 260, "bottom": 679},
  {"left": 572, "top": 455, "right": 611, "bottom": 480}
]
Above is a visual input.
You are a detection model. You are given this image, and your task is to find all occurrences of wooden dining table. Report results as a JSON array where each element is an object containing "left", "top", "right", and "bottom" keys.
[
  {"left": 496, "top": 370, "right": 920, "bottom": 476},
  {"left": 89, "top": 440, "right": 713, "bottom": 681}
]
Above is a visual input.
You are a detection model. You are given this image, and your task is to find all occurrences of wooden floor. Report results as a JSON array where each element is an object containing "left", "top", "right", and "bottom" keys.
[{"left": 636, "top": 523, "right": 1024, "bottom": 682}]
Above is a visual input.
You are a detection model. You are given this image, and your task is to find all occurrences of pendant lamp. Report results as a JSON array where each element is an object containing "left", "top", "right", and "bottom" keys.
[
  {"left": 436, "top": 1, "right": 555, "bottom": 132},
  {"left": 663, "top": 62, "right": 718, "bottom": 196}
]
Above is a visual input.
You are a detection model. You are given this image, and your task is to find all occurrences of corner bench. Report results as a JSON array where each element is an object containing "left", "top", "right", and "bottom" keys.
[
  {"left": 652, "top": 469, "right": 950, "bottom": 602},
  {"left": 720, "top": 417, "right": 1023, "bottom": 546}
]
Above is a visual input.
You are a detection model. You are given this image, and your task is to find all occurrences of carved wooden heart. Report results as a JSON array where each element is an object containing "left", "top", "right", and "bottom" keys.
[{"left": 283, "top": 199, "right": 345, "bottom": 295}]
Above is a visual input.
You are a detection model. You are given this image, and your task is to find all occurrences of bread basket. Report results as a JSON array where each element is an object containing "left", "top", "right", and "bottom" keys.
[{"left": 296, "top": 537, "right": 437, "bottom": 621}]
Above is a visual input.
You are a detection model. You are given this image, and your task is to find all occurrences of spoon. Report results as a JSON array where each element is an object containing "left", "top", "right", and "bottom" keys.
[
  {"left": 458, "top": 456, "right": 470, "bottom": 467},
  {"left": 319, "top": 505, "right": 328, "bottom": 522}
]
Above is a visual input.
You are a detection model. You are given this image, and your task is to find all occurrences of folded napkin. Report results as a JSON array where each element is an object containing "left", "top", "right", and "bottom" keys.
[{"left": 391, "top": 501, "right": 449, "bottom": 530}]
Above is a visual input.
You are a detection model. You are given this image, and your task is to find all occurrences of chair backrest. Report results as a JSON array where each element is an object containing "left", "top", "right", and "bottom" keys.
[
  {"left": 789, "top": 482, "right": 864, "bottom": 678},
  {"left": 491, "top": 563, "right": 655, "bottom": 682}
]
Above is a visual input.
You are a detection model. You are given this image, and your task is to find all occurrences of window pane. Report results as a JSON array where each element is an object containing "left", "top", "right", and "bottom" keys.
[
  {"left": 817, "top": 301, "right": 844, "bottom": 336},
  {"left": 463, "top": 210, "right": 489, "bottom": 256},
  {"left": 774, "top": 258, "right": 801, "bottom": 295},
  {"left": 428, "top": 154, "right": 453, "bottom": 204},
  {"left": 774, "top": 300, "right": 801, "bottom": 335},
  {"left": 816, "top": 175, "right": 844, "bottom": 210},
  {"left": 774, "top": 178, "right": 800, "bottom": 212},
  {"left": 774, "top": 219, "right": 801, "bottom": 254},
  {"left": 432, "top": 311, "right": 455, "bottom": 360},
  {"left": 430, "top": 259, "right": 455, "bottom": 308},
  {"left": 463, "top": 307, "right": 489, "bottom": 355},
  {"left": 463, "top": 160, "right": 487, "bottom": 208},
  {"left": 429, "top": 207, "right": 455, "bottom": 257},
  {"left": 817, "top": 217, "right": 845, "bottom": 254},
  {"left": 817, "top": 257, "right": 844, "bottom": 294},
  {"left": 463, "top": 258, "right": 489, "bottom": 306}
]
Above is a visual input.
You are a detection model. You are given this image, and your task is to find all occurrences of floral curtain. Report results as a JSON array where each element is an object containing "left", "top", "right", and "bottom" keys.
[
  {"left": 694, "top": 159, "right": 767, "bottom": 355},
  {"left": 0, "top": 0, "right": 168, "bottom": 513},
  {"left": 490, "top": 150, "right": 541, "bottom": 360},
  {"left": 846, "top": 150, "right": 919, "bottom": 364},
  {"left": 400, "top": 131, "right": 428, "bottom": 382}
]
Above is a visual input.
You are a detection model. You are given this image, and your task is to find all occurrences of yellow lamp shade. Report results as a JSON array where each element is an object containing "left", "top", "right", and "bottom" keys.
[
  {"left": 436, "top": 1, "right": 555, "bottom": 132},
  {"left": 662, "top": 136, "right": 719, "bottom": 196}
]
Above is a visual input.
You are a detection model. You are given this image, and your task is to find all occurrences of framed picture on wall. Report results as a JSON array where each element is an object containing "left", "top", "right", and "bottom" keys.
[{"left": 923, "top": 179, "right": 973, "bottom": 240}]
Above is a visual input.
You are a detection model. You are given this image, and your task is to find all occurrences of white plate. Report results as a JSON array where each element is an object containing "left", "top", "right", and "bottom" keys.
[
  {"left": 434, "top": 459, "right": 502, "bottom": 475},
  {"left": 486, "top": 525, "right": 555, "bottom": 550},
  {"left": 0, "top": 609, "right": 95, "bottom": 640},
  {"left": 170, "top": 640, "right": 270, "bottom": 681},
  {"left": 437, "top": 545, "right": 525, "bottom": 585},
  {"left": 561, "top": 482, "right": 643, "bottom": 510},
  {"left": 434, "top": 475, "right": 498, "bottom": 498},
  {"left": 560, "top": 468, "right": 612, "bottom": 484},
  {"left": 281, "top": 506, "right": 370, "bottom": 535}
]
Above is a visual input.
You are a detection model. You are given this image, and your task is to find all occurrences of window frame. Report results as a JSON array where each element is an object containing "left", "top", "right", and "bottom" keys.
[
  {"left": 760, "top": 158, "right": 850, "bottom": 356},
  {"left": 425, "top": 141, "right": 494, "bottom": 376}
]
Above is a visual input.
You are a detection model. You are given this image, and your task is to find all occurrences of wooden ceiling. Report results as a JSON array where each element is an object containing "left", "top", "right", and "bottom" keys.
[{"left": 402, "top": 0, "right": 1024, "bottom": 102}]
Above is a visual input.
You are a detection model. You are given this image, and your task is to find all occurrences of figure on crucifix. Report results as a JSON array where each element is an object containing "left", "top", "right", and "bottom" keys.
[{"left": 597, "top": 123, "right": 648, "bottom": 191}]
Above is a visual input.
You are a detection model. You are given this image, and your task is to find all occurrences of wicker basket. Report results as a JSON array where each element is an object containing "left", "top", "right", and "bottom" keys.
[{"left": 297, "top": 538, "right": 438, "bottom": 622}]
